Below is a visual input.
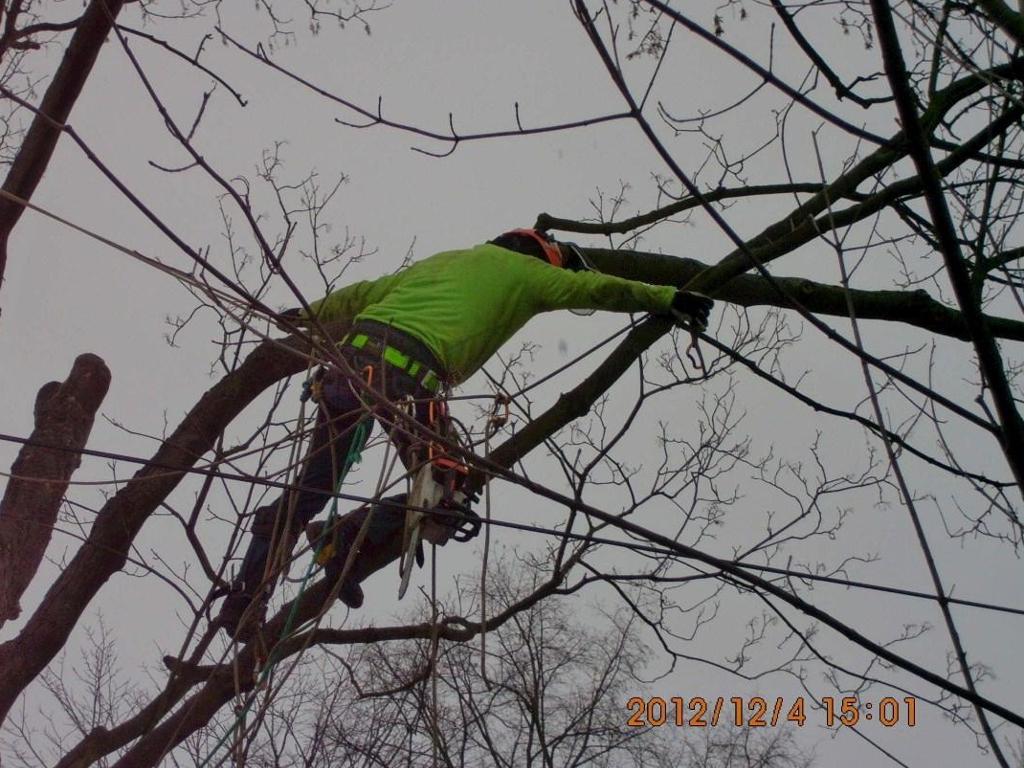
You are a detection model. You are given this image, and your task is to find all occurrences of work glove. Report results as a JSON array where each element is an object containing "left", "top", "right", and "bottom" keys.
[{"left": 670, "top": 291, "right": 714, "bottom": 332}]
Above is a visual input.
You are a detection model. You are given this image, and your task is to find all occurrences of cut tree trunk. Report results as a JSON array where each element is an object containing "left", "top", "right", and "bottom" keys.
[{"left": 0, "top": 353, "right": 110, "bottom": 627}]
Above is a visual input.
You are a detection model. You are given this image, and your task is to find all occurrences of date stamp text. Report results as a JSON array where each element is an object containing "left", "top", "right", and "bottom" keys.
[{"left": 625, "top": 696, "right": 918, "bottom": 728}]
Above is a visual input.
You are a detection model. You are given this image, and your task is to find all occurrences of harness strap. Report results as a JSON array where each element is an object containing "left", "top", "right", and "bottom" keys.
[{"left": 342, "top": 331, "right": 443, "bottom": 393}]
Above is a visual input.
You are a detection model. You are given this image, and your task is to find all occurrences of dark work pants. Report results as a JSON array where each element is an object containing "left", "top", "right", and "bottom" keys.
[{"left": 233, "top": 345, "right": 437, "bottom": 601}]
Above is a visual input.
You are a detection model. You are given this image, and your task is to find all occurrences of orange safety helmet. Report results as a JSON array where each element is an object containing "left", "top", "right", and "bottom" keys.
[{"left": 502, "top": 228, "right": 563, "bottom": 268}]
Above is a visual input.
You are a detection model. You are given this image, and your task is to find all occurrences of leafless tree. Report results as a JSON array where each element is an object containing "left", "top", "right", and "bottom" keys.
[{"left": 1, "top": 1, "right": 1023, "bottom": 766}]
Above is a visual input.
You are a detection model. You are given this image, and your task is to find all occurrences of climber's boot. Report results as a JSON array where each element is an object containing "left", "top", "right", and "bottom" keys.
[
  {"left": 218, "top": 505, "right": 296, "bottom": 641},
  {"left": 217, "top": 582, "right": 268, "bottom": 643},
  {"left": 311, "top": 497, "right": 408, "bottom": 608}
]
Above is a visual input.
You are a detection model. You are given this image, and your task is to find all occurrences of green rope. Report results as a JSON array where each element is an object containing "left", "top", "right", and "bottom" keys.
[{"left": 198, "top": 418, "right": 371, "bottom": 768}]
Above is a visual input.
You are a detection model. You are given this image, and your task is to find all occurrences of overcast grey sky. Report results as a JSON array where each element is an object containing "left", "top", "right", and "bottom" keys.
[{"left": 1, "top": 1, "right": 1022, "bottom": 765}]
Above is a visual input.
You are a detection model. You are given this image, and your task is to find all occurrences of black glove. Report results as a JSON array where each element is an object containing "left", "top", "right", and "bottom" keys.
[{"left": 670, "top": 291, "right": 713, "bottom": 332}]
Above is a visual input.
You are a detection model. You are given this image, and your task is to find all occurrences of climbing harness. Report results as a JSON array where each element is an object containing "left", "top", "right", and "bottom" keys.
[{"left": 341, "top": 330, "right": 443, "bottom": 393}]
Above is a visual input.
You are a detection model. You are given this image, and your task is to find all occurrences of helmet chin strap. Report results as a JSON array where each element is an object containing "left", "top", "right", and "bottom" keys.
[
  {"left": 561, "top": 241, "right": 594, "bottom": 273},
  {"left": 555, "top": 240, "right": 597, "bottom": 315}
]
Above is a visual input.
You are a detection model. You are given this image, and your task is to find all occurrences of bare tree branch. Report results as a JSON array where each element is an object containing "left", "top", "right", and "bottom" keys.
[
  {"left": 0, "top": 0, "right": 127, "bottom": 305},
  {"left": 871, "top": 0, "right": 1024, "bottom": 490}
]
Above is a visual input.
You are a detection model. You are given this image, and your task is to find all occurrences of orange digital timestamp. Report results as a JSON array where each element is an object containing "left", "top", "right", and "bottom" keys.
[{"left": 625, "top": 696, "right": 919, "bottom": 728}]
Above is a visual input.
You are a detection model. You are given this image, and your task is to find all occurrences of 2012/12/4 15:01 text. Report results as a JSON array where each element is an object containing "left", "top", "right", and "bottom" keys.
[{"left": 625, "top": 696, "right": 918, "bottom": 728}]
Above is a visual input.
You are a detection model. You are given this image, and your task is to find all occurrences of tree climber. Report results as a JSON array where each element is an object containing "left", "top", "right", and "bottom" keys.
[{"left": 217, "top": 229, "right": 713, "bottom": 639}]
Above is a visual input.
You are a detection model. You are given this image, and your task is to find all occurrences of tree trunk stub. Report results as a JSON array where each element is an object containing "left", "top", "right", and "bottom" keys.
[{"left": 0, "top": 353, "right": 110, "bottom": 627}]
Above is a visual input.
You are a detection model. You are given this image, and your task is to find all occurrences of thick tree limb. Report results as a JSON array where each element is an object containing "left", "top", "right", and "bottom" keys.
[
  {"left": 0, "top": 0, "right": 126, "bottom": 303},
  {"left": 586, "top": 247, "right": 1024, "bottom": 342},
  {"left": 977, "top": 0, "right": 1024, "bottom": 47},
  {"left": 0, "top": 353, "right": 109, "bottom": 628}
]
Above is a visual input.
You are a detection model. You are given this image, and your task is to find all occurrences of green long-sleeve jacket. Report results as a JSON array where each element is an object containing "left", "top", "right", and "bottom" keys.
[{"left": 308, "top": 243, "right": 675, "bottom": 384}]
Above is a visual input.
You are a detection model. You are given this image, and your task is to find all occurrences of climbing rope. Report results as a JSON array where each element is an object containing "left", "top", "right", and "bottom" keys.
[
  {"left": 429, "top": 541, "right": 441, "bottom": 768},
  {"left": 479, "top": 394, "right": 508, "bottom": 686}
]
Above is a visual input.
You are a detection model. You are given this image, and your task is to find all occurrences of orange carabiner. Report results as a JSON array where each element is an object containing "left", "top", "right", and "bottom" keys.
[{"left": 427, "top": 397, "right": 448, "bottom": 427}]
